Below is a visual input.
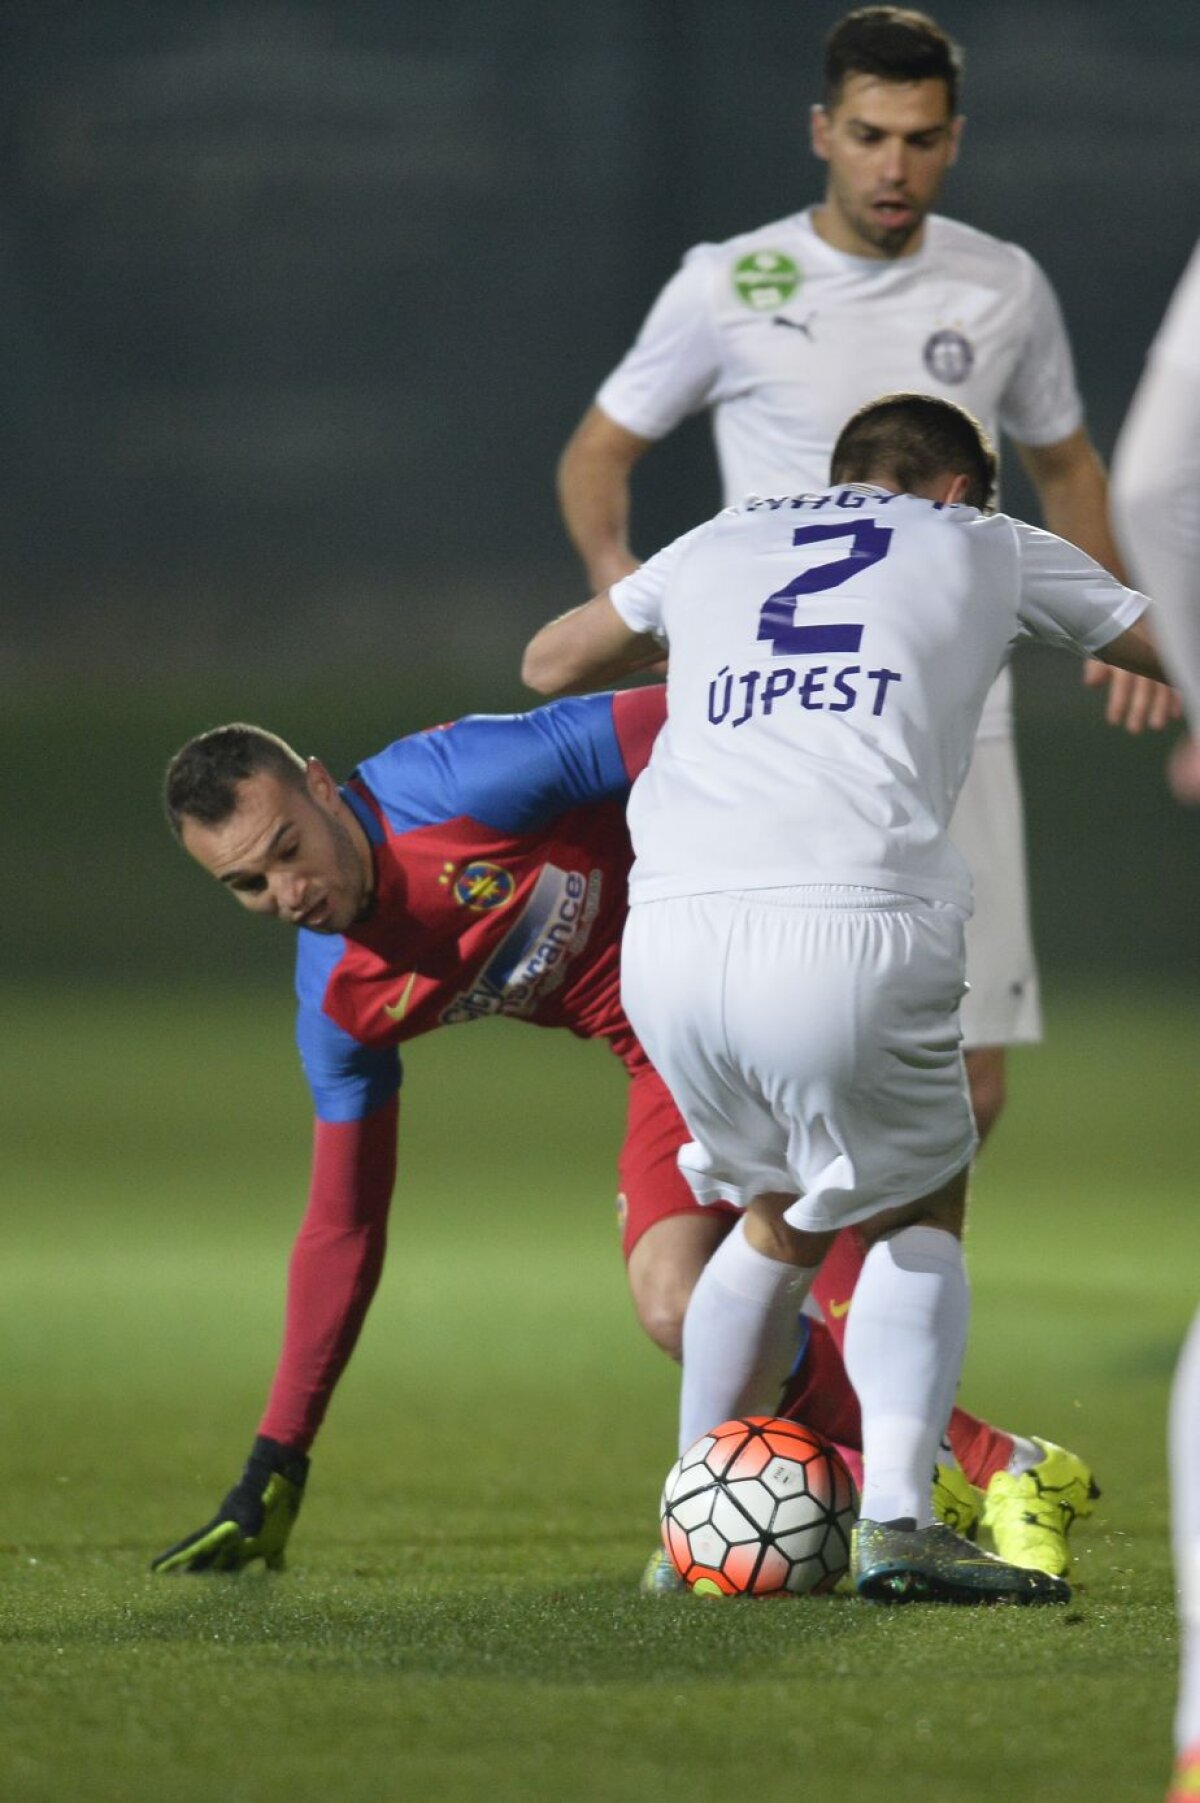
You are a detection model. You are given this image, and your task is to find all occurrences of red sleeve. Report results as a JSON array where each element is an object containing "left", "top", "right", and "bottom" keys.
[
  {"left": 611, "top": 684, "right": 666, "bottom": 782},
  {"left": 257, "top": 1096, "right": 399, "bottom": 1452}
]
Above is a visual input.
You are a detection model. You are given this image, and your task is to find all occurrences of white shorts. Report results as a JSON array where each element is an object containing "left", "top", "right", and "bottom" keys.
[
  {"left": 621, "top": 887, "right": 978, "bottom": 1235},
  {"left": 949, "top": 735, "right": 1042, "bottom": 1049}
]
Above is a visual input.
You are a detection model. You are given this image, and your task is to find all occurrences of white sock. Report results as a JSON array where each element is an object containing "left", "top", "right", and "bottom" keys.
[
  {"left": 1005, "top": 1435, "right": 1041, "bottom": 1477},
  {"left": 843, "top": 1226, "right": 969, "bottom": 1528},
  {"left": 678, "top": 1216, "right": 816, "bottom": 1455},
  {"left": 1171, "top": 1310, "right": 1200, "bottom": 1752}
]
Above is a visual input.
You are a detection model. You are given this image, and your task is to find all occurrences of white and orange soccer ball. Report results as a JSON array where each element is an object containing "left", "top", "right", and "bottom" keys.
[{"left": 660, "top": 1415, "right": 857, "bottom": 1596}]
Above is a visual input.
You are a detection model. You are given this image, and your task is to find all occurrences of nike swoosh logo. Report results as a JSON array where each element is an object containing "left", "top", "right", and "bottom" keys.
[
  {"left": 828, "top": 1298, "right": 851, "bottom": 1319},
  {"left": 383, "top": 971, "right": 419, "bottom": 1022}
]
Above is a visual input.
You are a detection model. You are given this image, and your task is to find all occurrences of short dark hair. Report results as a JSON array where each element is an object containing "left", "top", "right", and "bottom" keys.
[
  {"left": 829, "top": 392, "right": 996, "bottom": 509},
  {"left": 823, "top": 7, "right": 963, "bottom": 113},
  {"left": 163, "top": 723, "right": 306, "bottom": 839}
]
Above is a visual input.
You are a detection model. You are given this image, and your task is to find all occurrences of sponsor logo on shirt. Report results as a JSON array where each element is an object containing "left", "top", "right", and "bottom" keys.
[
  {"left": 733, "top": 250, "right": 802, "bottom": 310},
  {"left": 453, "top": 860, "right": 516, "bottom": 912},
  {"left": 923, "top": 328, "right": 974, "bottom": 385},
  {"left": 441, "top": 865, "right": 603, "bottom": 1025}
]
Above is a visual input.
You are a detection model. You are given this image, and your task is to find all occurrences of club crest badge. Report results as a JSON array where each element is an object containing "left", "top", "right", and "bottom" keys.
[
  {"left": 923, "top": 328, "right": 974, "bottom": 385},
  {"left": 453, "top": 861, "right": 516, "bottom": 912},
  {"left": 733, "top": 250, "right": 802, "bottom": 310}
]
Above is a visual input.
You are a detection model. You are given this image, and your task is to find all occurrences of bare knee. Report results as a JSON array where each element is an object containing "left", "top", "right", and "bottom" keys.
[
  {"left": 965, "top": 1046, "right": 1007, "bottom": 1144},
  {"left": 627, "top": 1213, "right": 732, "bottom": 1361}
]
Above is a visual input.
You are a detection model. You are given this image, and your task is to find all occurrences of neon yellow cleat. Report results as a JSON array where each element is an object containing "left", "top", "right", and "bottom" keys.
[
  {"left": 980, "top": 1436, "right": 1099, "bottom": 1578},
  {"left": 932, "top": 1463, "right": 982, "bottom": 1539},
  {"left": 639, "top": 1545, "right": 686, "bottom": 1595}
]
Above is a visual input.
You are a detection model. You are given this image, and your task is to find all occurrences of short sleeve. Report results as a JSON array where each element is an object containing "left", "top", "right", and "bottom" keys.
[
  {"left": 997, "top": 253, "right": 1085, "bottom": 450},
  {"left": 1013, "top": 518, "right": 1148, "bottom": 654},
  {"left": 610, "top": 517, "right": 719, "bottom": 638},
  {"left": 595, "top": 250, "right": 723, "bottom": 441}
]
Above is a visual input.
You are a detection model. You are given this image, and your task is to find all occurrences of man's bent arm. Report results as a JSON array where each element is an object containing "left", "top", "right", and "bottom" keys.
[
  {"left": 523, "top": 594, "right": 661, "bottom": 699},
  {"left": 557, "top": 406, "right": 654, "bottom": 592},
  {"left": 1017, "top": 427, "right": 1127, "bottom": 577},
  {"left": 1093, "top": 616, "right": 1169, "bottom": 686},
  {"left": 1019, "top": 427, "right": 1178, "bottom": 731},
  {"left": 150, "top": 1097, "right": 397, "bottom": 1572},
  {"left": 258, "top": 1098, "right": 399, "bottom": 1451}
]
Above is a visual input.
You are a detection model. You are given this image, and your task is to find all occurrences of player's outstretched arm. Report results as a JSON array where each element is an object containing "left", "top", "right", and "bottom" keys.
[
  {"left": 151, "top": 1101, "right": 398, "bottom": 1574},
  {"left": 1080, "top": 658, "right": 1182, "bottom": 732},
  {"left": 1018, "top": 428, "right": 1179, "bottom": 732},
  {"left": 523, "top": 593, "right": 663, "bottom": 697},
  {"left": 151, "top": 1436, "right": 310, "bottom": 1573},
  {"left": 1094, "top": 616, "right": 1169, "bottom": 686}
]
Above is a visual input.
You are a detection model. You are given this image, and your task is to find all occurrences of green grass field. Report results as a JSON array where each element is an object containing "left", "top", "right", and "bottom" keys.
[{"left": 4, "top": 983, "right": 1197, "bottom": 1802}]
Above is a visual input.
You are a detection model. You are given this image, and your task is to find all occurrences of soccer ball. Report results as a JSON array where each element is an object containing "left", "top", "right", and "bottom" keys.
[{"left": 660, "top": 1415, "right": 857, "bottom": 1596}]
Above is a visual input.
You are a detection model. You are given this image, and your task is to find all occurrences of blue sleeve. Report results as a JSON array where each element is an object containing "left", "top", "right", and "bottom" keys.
[
  {"left": 354, "top": 694, "right": 631, "bottom": 836},
  {"left": 295, "top": 933, "right": 402, "bottom": 1124}
]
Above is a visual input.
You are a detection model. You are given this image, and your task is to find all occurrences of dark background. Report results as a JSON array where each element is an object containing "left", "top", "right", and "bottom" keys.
[{"left": 2, "top": 0, "right": 1197, "bottom": 984}]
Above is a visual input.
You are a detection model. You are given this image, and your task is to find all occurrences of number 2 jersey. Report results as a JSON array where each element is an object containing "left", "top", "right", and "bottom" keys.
[
  {"left": 595, "top": 207, "right": 1087, "bottom": 746},
  {"left": 294, "top": 688, "right": 664, "bottom": 1122},
  {"left": 610, "top": 487, "right": 1148, "bottom": 908}
]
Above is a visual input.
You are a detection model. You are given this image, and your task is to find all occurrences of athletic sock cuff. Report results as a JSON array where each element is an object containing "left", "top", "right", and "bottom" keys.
[{"left": 713, "top": 1220, "right": 817, "bottom": 1305}]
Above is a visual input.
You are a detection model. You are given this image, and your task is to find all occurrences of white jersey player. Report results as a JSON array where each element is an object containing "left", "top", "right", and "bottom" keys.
[
  {"left": 525, "top": 391, "right": 1165, "bottom": 1604},
  {"left": 556, "top": 7, "right": 1169, "bottom": 1368},
  {"left": 1113, "top": 238, "right": 1200, "bottom": 802},
  {"left": 1111, "top": 240, "right": 1200, "bottom": 1803}
]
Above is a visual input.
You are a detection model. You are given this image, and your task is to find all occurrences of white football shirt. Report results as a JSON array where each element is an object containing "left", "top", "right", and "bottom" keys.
[
  {"left": 1111, "top": 238, "right": 1200, "bottom": 728},
  {"left": 597, "top": 209, "right": 1085, "bottom": 740},
  {"left": 611, "top": 485, "right": 1147, "bottom": 909}
]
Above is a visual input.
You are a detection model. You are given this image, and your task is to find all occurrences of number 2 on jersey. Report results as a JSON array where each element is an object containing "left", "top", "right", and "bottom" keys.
[{"left": 756, "top": 520, "right": 892, "bottom": 656}]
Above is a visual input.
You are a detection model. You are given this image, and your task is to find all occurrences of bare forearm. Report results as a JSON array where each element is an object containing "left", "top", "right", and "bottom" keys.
[
  {"left": 1023, "top": 428, "right": 1181, "bottom": 727},
  {"left": 523, "top": 593, "right": 664, "bottom": 697},
  {"left": 557, "top": 407, "right": 650, "bottom": 591},
  {"left": 1096, "top": 616, "right": 1169, "bottom": 686},
  {"left": 1031, "top": 440, "right": 1129, "bottom": 580}
]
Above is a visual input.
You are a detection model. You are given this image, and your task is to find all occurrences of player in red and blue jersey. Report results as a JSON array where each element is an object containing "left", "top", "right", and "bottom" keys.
[{"left": 151, "top": 688, "right": 1092, "bottom": 1581}]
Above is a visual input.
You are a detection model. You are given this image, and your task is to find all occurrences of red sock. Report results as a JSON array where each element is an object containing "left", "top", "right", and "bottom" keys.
[
  {"left": 777, "top": 1320, "right": 864, "bottom": 1492},
  {"left": 809, "top": 1227, "right": 867, "bottom": 1356},
  {"left": 946, "top": 1408, "right": 1015, "bottom": 1488},
  {"left": 779, "top": 1319, "right": 862, "bottom": 1447}
]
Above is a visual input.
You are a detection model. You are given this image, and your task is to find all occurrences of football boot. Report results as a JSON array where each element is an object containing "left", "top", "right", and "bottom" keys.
[
  {"left": 980, "top": 1437, "right": 1099, "bottom": 1578},
  {"left": 852, "top": 1517, "right": 1071, "bottom": 1604}
]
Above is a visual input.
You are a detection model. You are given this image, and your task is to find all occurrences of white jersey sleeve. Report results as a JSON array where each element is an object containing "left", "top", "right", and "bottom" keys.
[
  {"left": 594, "top": 252, "right": 723, "bottom": 441},
  {"left": 1110, "top": 240, "right": 1200, "bottom": 727},
  {"left": 1012, "top": 518, "right": 1149, "bottom": 653},
  {"left": 996, "top": 252, "right": 1085, "bottom": 450},
  {"left": 610, "top": 516, "right": 722, "bottom": 638}
]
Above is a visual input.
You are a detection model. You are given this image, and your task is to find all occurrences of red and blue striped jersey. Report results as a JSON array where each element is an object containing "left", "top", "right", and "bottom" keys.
[{"left": 295, "top": 687, "right": 665, "bottom": 1122}]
